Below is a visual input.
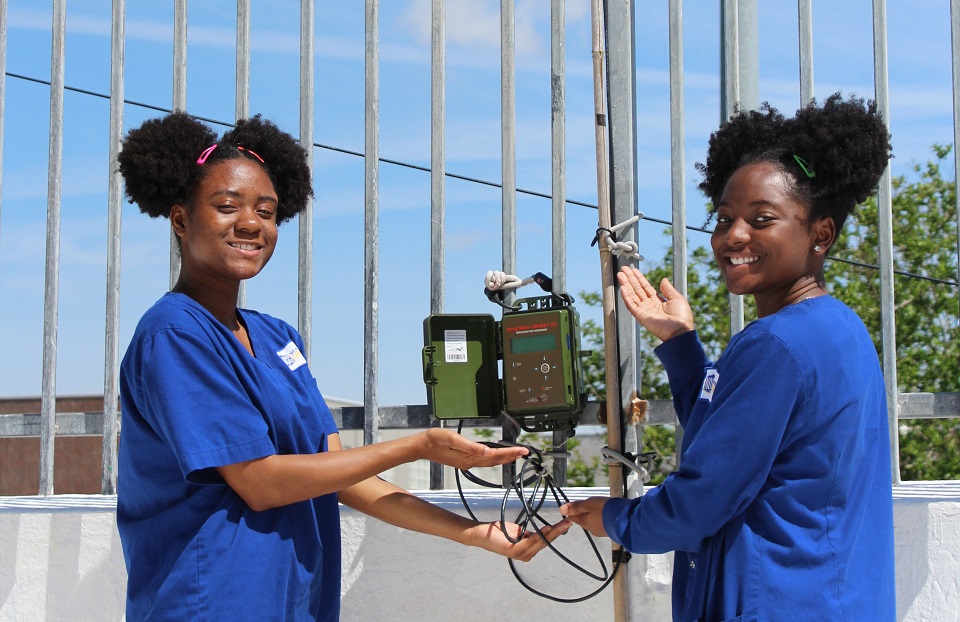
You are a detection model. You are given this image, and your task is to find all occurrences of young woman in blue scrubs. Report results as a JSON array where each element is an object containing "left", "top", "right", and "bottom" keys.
[
  {"left": 116, "top": 112, "right": 570, "bottom": 621},
  {"left": 561, "top": 94, "right": 896, "bottom": 621}
]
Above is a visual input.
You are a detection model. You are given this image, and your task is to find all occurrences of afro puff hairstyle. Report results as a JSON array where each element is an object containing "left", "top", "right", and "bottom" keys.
[
  {"left": 695, "top": 93, "right": 892, "bottom": 231},
  {"left": 117, "top": 111, "right": 313, "bottom": 225}
]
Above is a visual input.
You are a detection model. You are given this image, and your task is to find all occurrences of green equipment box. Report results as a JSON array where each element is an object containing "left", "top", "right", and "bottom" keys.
[{"left": 422, "top": 296, "right": 586, "bottom": 432}]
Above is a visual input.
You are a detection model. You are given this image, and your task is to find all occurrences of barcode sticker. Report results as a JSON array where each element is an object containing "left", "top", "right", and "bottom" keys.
[{"left": 444, "top": 330, "right": 468, "bottom": 363}]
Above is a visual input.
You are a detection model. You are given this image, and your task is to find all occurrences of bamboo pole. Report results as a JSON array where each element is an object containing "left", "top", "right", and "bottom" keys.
[{"left": 590, "top": 0, "right": 629, "bottom": 619}]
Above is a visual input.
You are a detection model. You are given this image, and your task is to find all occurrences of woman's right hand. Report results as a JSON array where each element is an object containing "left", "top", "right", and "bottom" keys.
[{"left": 617, "top": 266, "right": 695, "bottom": 342}]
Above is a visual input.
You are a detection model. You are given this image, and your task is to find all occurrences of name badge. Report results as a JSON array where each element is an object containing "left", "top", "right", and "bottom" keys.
[
  {"left": 699, "top": 369, "right": 719, "bottom": 402},
  {"left": 277, "top": 341, "right": 307, "bottom": 371}
]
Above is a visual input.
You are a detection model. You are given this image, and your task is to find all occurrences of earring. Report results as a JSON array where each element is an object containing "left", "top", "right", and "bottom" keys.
[{"left": 813, "top": 245, "right": 822, "bottom": 252}]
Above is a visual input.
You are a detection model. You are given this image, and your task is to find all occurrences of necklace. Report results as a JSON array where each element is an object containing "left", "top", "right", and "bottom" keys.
[{"left": 795, "top": 295, "right": 819, "bottom": 304}]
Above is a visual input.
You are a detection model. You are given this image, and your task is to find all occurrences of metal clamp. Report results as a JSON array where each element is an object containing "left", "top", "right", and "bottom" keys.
[{"left": 601, "top": 446, "right": 657, "bottom": 483}]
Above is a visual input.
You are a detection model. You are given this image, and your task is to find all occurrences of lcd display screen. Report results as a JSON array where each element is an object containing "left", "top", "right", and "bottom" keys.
[{"left": 509, "top": 333, "right": 557, "bottom": 354}]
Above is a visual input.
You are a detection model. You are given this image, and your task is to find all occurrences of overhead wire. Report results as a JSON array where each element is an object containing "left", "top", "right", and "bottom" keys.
[{"left": 6, "top": 70, "right": 956, "bottom": 289}]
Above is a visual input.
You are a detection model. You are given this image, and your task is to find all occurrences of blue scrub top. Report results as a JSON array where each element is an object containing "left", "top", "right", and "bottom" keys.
[
  {"left": 603, "top": 297, "right": 895, "bottom": 622},
  {"left": 118, "top": 292, "right": 342, "bottom": 621}
]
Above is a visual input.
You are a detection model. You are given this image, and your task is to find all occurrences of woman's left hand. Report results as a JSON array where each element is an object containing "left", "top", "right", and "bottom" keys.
[
  {"left": 417, "top": 428, "right": 528, "bottom": 469},
  {"left": 465, "top": 519, "right": 573, "bottom": 561}
]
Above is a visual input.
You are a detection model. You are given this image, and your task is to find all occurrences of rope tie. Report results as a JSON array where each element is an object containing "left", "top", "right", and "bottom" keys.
[
  {"left": 484, "top": 270, "right": 532, "bottom": 292},
  {"left": 592, "top": 213, "right": 644, "bottom": 261}
]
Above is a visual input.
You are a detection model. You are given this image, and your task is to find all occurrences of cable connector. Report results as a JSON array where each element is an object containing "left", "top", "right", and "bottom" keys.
[{"left": 483, "top": 270, "right": 557, "bottom": 310}]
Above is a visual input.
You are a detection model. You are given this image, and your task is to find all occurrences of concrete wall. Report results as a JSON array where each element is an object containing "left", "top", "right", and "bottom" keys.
[{"left": 2, "top": 483, "right": 958, "bottom": 621}]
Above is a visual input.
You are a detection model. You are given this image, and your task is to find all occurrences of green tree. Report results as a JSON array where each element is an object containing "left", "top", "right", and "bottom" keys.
[
  {"left": 827, "top": 145, "right": 959, "bottom": 480},
  {"left": 580, "top": 147, "right": 959, "bottom": 482}
]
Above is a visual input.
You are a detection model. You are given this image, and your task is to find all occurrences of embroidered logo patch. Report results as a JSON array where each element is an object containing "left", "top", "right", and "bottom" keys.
[
  {"left": 276, "top": 341, "right": 307, "bottom": 371},
  {"left": 699, "top": 368, "right": 720, "bottom": 402}
]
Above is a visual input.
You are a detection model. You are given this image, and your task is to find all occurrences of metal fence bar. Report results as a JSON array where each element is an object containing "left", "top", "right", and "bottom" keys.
[
  {"left": 738, "top": 0, "right": 758, "bottom": 109},
  {"left": 898, "top": 393, "right": 960, "bottom": 420},
  {"left": 170, "top": 0, "right": 187, "bottom": 290},
  {"left": 5, "top": 393, "right": 958, "bottom": 438},
  {"left": 101, "top": 0, "right": 125, "bottom": 495},
  {"left": 798, "top": 0, "right": 814, "bottom": 105},
  {"left": 0, "top": 0, "right": 6, "bottom": 247},
  {"left": 872, "top": 0, "right": 902, "bottom": 485},
  {"left": 550, "top": 0, "right": 568, "bottom": 486},
  {"left": 6, "top": 2, "right": 960, "bottom": 498},
  {"left": 604, "top": 1, "right": 640, "bottom": 617},
  {"left": 605, "top": 0, "right": 640, "bottom": 500},
  {"left": 951, "top": 0, "right": 960, "bottom": 320},
  {"left": 668, "top": 0, "right": 687, "bottom": 456},
  {"left": 299, "top": 0, "right": 315, "bottom": 360},
  {"left": 501, "top": 0, "right": 517, "bottom": 310},
  {"left": 236, "top": 0, "right": 250, "bottom": 309},
  {"left": 236, "top": 0, "right": 250, "bottom": 122},
  {"left": 39, "top": 0, "right": 67, "bottom": 496},
  {"left": 721, "top": 0, "right": 745, "bottom": 336},
  {"left": 430, "top": 0, "right": 445, "bottom": 319},
  {"left": 500, "top": 0, "right": 519, "bottom": 482},
  {"left": 363, "top": 0, "right": 380, "bottom": 447},
  {"left": 429, "top": 0, "right": 446, "bottom": 490},
  {"left": 668, "top": 1, "right": 687, "bottom": 299}
]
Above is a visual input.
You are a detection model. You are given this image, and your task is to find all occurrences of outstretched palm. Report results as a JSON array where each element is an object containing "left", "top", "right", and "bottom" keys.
[{"left": 617, "top": 266, "right": 695, "bottom": 342}]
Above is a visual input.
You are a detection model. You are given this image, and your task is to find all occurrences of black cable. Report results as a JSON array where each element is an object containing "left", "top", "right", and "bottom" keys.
[{"left": 453, "top": 422, "right": 625, "bottom": 603}]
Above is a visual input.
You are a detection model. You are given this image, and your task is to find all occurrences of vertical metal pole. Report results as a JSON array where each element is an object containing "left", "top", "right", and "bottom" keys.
[
  {"left": 429, "top": 0, "right": 446, "bottom": 490},
  {"left": 500, "top": 0, "right": 517, "bottom": 311},
  {"left": 871, "top": 0, "right": 901, "bottom": 485},
  {"left": 737, "top": 0, "right": 759, "bottom": 111},
  {"left": 593, "top": 3, "right": 631, "bottom": 618},
  {"left": 721, "top": 0, "right": 745, "bottom": 335},
  {"left": 170, "top": 0, "right": 188, "bottom": 290},
  {"left": 236, "top": 0, "right": 250, "bottom": 309},
  {"left": 299, "top": 0, "right": 315, "bottom": 360},
  {"left": 951, "top": 0, "right": 960, "bottom": 328},
  {"left": 500, "top": 0, "right": 519, "bottom": 481},
  {"left": 102, "top": 0, "right": 125, "bottom": 495},
  {"left": 605, "top": 0, "right": 640, "bottom": 501},
  {"left": 236, "top": 0, "right": 250, "bottom": 121},
  {"left": 40, "top": 0, "right": 67, "bottom": 496},
  {"left": 668, "top": 0, "right": 687, "bottom": 455},
  {"left": 364, "top": 0, "right": 380, "bottom": 447},
  {"left": 719, "top": 0, "right": 740, "bottom": 125},
  {"left": 798, "top": 0, "right": 815, "bottom": 105},
  {"left": 550, "top": 0, "right": 568, "bottom": 486},
  {"left": 591, "top": 0, "right": 639, "bottom": 622},
  {"left": 430, "top": 0, "right": 446, "bottom": 319},
  {"left": 0, "top": 0, "right": 6, "bottom": 247}
]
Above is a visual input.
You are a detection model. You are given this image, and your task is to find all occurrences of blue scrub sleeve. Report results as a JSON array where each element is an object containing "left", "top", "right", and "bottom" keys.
[
  {"left": 603, "top": 331, "right": 804, "bottom": 553},
  {"left": 137, "top": 327, "right": 277, "bottom": 482},
  {"left": 654, "top": 330, "right": 712, "bottom": 429}
]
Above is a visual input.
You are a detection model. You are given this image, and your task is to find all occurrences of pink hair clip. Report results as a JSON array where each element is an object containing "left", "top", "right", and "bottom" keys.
[
  {"left": 238, "top": 146, "right": 265, "bottom": 163},
  {"left": 196, "top": 144, "right": 218, "bottom": 164},
  {"left": 196, "top": 143, "right": 265, "bottom": 165}
]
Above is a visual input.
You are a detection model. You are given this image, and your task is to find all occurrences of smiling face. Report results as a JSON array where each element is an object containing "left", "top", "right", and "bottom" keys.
[
  {"left": 171, "top": 158, "right": 279, "bottom": 296},
  {"left": 710, "top": 161, "right": 834, "bottom": 316}
]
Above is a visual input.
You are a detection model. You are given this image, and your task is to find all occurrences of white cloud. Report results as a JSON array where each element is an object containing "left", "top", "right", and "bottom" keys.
[{"left": 398, "top": 0, "right": 555, "bottom": 71}]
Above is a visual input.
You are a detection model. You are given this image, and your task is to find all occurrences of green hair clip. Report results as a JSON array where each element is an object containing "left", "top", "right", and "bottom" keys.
[{"left": 792, "top": 154, "right": 816, "bottom": 179}]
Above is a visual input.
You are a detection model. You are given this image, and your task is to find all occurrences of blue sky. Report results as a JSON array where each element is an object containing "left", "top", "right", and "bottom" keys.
[{"left": 0, "top": 1, "right": 956, "bottom": 406}]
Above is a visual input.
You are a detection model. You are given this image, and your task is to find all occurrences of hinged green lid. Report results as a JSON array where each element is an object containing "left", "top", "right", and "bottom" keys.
[{"left": 422, "top": 314, "right": 502, "bottom": 419}]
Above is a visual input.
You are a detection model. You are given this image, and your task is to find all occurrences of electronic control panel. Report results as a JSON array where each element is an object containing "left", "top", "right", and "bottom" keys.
[
  {"left": 422, "top": 295, "right": 586, "bottom": 432},
  {"left": 502, "top": 309, "right": 576, "bottom": 413}
]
